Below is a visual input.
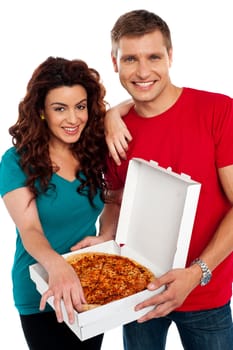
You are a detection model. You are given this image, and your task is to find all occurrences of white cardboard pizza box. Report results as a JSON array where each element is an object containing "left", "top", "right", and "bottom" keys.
[{"left": 29, "top": 158, "right": 201, "bottom": 340}]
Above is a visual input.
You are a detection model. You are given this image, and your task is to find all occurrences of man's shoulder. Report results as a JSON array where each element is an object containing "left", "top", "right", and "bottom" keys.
[{"left": 184, "top": 87, "right": 231, "bottom": 102}]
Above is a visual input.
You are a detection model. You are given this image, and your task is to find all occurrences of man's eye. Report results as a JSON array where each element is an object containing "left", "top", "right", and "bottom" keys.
[
  {"left": 125, "top": 56, "right": 135, "bottom": 63},
  {"left": 150, "top": 55, "right": 160, "bottom": 61}
]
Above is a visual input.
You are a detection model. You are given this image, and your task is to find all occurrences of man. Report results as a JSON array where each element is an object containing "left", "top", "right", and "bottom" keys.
[{"left": 75, "top": 9, "right": 233, "bottom": 350}]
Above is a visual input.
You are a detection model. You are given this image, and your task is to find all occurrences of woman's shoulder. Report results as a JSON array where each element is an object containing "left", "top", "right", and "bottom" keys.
[
  {"left": 1, "top": 146, "right": 19, "bottom": 162},
  {"left": 0, "top": 147, "right": 26, "bottom": 196}
]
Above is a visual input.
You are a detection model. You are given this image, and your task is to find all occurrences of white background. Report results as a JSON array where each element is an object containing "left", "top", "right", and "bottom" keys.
[{"left": 0, "top": 0, "right": 232, "bottom": 349}]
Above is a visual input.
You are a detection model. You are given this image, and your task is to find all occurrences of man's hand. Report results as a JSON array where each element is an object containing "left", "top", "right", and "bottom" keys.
[
  {"left": 135, "top": 266, "right": 201, "bottom": 322},
  {"left": 105, "top": 101, "right": 133, "bottom": 165},
  {"left": 70, "top": 235, "right": 107, "bottom": 251}
]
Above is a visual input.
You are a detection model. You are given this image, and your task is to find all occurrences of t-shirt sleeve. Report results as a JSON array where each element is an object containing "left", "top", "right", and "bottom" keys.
[
  {"left": 214, "top": 96, "right": 233, "bottom": 168},
  {"left": 0, "top": 147, "right": 27, "bottom": 197},
  {"left": 104, "top": 155, "right": 125, "bottom": 190}
]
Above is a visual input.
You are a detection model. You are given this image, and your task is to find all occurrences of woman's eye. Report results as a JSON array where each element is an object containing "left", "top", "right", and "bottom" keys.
[
  {"left": 77, "top": 104, "right": 87, "bottom": 110},
  {"left": 54, "top": 106, "right": 65, "bottom": 112}
]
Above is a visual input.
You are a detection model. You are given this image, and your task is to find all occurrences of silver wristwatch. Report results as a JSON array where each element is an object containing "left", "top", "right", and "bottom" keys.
[{"left": 191, "top": 258, "right": 212, "bottom": 286}]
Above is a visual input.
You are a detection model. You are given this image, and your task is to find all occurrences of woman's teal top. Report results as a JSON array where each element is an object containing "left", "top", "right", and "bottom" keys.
[{"left": 0, "top": 147, "right": 103, "bottom": 314}]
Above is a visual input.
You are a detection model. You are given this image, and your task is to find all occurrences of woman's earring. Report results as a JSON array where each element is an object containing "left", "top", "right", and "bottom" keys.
[{"left": 40, "top": 114, "right": 45, "bottom": 120}]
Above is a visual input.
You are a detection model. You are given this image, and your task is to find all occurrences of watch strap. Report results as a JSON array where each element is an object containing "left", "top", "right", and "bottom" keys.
[{"left": 191, "top": 258, "right": 212, "bottom": 286}]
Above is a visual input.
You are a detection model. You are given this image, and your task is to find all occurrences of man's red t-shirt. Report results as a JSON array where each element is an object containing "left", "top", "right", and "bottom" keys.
[{"left": 106, "top": 87, "right": 233, "bottom": 311}]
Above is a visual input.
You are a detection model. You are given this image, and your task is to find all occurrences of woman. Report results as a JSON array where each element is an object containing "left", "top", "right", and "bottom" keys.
[{"left": 0, "top": 56, "right": 108, "bottom": 349}]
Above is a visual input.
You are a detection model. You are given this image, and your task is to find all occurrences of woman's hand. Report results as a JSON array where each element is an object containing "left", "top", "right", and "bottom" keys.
[{"left": 39, "top": 256, "right": 86, "bottom": 324}]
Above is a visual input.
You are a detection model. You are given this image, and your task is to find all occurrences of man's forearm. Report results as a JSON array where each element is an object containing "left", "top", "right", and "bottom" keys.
[{"left": 99, "top": 203, "right": 121, "bottom": 240}]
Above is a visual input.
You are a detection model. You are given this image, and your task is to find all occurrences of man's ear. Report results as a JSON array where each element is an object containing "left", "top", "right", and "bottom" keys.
[
  {"left": 168, "top": 48, "right": 173, "bottom": 68},
  {"left": 111, "top": 52, "right": 119, "bottom": 72}
]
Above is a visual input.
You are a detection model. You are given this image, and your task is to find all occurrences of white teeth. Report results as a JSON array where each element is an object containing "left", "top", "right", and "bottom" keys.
[
  {"left": 64, "top": 127, "right": 77, "bottom": 132},
  {"left": 135, "top": 81, "right": 153, "bottom": 87}
]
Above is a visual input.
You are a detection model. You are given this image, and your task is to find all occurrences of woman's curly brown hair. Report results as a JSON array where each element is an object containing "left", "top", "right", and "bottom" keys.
[{"left": 9, "top": 56, "right": 108, "bottom": 205}]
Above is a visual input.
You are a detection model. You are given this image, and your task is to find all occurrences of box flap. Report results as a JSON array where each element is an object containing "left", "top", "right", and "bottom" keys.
[{"left": 116, "top": 158, "right": 201, "bottom": 274}]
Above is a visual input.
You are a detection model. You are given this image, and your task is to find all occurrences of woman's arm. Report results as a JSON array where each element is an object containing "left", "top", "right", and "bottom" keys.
[
  {"left": 105, "top": 100, "right": 134, "bottom": 165},
  {"left": 3, "top": 187, "right": 85, "bottom": 324}
]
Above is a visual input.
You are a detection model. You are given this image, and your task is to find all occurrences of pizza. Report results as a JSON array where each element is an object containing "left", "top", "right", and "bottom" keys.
[{"left": 66, "top": 252, "right": 155, "bottom": 310}]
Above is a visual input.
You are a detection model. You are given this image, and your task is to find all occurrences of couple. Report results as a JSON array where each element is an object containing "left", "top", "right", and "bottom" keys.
[{"left": 0, "top": 9, "right": 233, "bottom": 350}]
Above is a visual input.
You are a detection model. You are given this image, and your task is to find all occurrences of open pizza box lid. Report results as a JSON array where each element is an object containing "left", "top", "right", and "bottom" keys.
[{"left": 29, "top": 158, "right": 201, "bottom": 340}]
